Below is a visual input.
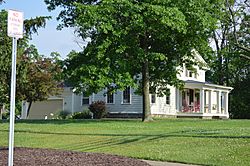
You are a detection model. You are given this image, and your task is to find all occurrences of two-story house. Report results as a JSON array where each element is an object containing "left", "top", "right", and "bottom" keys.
[{"left": 21, "top": 50, "right": 233, "bottom": 119}]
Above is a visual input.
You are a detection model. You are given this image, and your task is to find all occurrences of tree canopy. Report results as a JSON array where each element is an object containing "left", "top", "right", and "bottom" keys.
[
  {"left": 0, "top": 9, "right": 62, "bottom": 117},
  {"left": 46, "top": 0, "right": 224, "bottom": 121},
  {"left": 208, "top": 0, "right": 250, "bottom": 118}
]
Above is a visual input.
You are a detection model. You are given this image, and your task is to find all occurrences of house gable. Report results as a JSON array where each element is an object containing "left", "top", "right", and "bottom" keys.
[{"left": 178, "top": 49, "right": 209, "bottom": 83}]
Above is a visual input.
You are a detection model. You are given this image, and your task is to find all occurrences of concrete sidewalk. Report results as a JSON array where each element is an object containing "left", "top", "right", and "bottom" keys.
[{"left": 143, "top": 160, "right": 200, "bottom": 166}]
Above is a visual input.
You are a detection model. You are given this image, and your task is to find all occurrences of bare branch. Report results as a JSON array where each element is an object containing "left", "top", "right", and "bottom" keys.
[
  {"left": 226, "top": 0, "right": 239, "bottom": 44},
  {"left": 213, "top": 30, "right": 220, "bottom": 51},
  {"left": 244, "top": 0, "right": 250, "bottom": 8},
  {"left": 239, "top": 53, "right": 250, "bottom": 60},
  {"left": 236, "top": 43, "right": 250, "bottom": 53}
]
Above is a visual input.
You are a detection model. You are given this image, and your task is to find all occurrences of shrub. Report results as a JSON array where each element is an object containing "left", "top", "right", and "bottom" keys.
[
  {"left": 88, "top": 101, "right": 107, "bottom": 119},
  {"left": 56, "top": 110, "right": 71, "bottom": 119},
  {"left": 1, "top": 111, "right": 9, "bottom": 120},
  {"left": 72, "top": 110, "right": 92, "bottom": 119}
]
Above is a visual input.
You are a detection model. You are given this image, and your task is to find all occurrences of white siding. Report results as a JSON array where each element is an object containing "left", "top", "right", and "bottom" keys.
[
  {"left": 178, "top": 65, "right": 206, "bottom": 83},
  {"left": 150, "top": 86, "right": 176, "bottom": 115}
]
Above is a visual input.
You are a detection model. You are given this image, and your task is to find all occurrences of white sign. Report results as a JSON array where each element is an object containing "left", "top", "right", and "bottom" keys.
[{"left": 8, "top": 9, "right": 24, "bottom": 38}]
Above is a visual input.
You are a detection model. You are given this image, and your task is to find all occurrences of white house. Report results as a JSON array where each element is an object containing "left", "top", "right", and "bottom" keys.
[{"left": 21, "top": 50, "right": 233, "bottom": 119}]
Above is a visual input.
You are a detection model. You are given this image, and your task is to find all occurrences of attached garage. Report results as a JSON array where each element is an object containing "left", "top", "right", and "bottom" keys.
[{"left": 27, "top": 99, "right": 64, "bottom": 119}]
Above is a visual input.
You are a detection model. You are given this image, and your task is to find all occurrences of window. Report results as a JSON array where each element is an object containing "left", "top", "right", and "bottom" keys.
[
  {"left": 107, "top": 92, "right": 114, "bottom": 104},
  {"left": 122, "top": 87, "right": 131, "bottom": 104},
  {"left": 185, "top": 67, "right": 198, "bottom": 79},
  {"left": 166, "top": 95, "right": 170, "bottom": 105},
  {"left": 151, "top": 94, "right": 156, "bottom": 104},
  {"left": 82, "top": 93, "right": 89, "bottom": 105},
  {"left": 189, "top": 71, "right": 193, "bottom": 77}
]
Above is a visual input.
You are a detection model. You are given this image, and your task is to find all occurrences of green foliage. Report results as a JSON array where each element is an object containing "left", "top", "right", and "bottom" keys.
[
  {"left": 61, "top": 0, "right": 222, "bottom": 93},
  {"left": 230, "top": 73, "right": 250, "bottom": 119},
  {"left": 0, "top": 10, "right": 61, "bottom": 117},
  {"left": 46, "top": 0, "right": 223, "bottom": 121},
  {"left": 24, "top": 16, "right": 52, "bottom": 38},
  {"left": 55, "top": 110, "right": 71, "bottom": 120},
  {"left": 88, "top": 101, "right": 107, "bottom": 119},
  {"left": 208, "top": 1, "right": 250, "bottom": 118},
  {"left": 71, "top": 110, "right": 92, "bottom": 119}
]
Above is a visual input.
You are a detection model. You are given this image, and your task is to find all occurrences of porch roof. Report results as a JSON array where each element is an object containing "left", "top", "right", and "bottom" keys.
[{"left": 184, "top": 80, "right": 233, "bottom": 92}]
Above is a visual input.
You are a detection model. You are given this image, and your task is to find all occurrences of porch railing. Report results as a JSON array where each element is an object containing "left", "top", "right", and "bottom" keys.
[{"left": 181, "top": 101, "right": 200, "bottom": 113}]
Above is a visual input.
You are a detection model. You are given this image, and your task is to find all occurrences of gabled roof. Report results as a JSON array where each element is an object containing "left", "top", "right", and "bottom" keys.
[{"left": 190, "top": 49, "right": 210, "bottom": 70}]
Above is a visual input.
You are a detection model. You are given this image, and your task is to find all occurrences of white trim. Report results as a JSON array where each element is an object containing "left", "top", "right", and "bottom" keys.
[
  {"left": 217, "top": 91, "right": 222, "bottom": 114},
  {"left": 204, "top": 84, "right": 233, "bottom": 91},
  {"left": 208, "top": 90, "right": 212, "bottom": 113},
  {"left": 200, "top": 89, "right": 204, "bottom": 113},
  {"left": 81, "top": 93, "right": 90, "bottom": 106},
  {"left": 109, "top": 111, "right": 140, "bottom": 114}
]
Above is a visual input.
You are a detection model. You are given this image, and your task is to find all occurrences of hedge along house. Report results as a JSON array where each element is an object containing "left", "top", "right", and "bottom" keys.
[{"left": 21, "top": 50, "right": 233, "bottom": 119}]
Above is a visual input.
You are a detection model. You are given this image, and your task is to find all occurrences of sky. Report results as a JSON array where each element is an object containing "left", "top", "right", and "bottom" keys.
[{"left": 1, "top": 0, "right": 82, "bottom": 58}]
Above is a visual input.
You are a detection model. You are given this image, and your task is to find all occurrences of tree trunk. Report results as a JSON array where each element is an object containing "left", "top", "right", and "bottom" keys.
[
  {"left": 217, "top": 52, "right": 224, "bottom": 85},
  {"left": 0, "top": 105, "right": 2, "bottom": 120},
  {"left": 26, "top": 101, "right": 32, "bottom": 118},
  {"left": 142, "top": 60, "right": 152, "bottom": 122}
]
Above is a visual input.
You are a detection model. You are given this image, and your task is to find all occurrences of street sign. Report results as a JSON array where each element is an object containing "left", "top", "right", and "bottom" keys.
[
  {"left": 7, "top": 9, "right": 24, "bottom": 166},
  {"left": 8, "top": 9, "right": 24, "bottom": 39}
]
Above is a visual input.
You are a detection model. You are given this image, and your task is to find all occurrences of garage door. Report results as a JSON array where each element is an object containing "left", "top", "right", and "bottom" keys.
[{"left": 28, "top": 99, "right": 63, "bottom": 119}]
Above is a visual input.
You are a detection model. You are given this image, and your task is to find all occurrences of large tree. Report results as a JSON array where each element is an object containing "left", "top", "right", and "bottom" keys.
[
  {"left": 209, "top": 0, "right": 250, "bottom": 118},
  {"left": 45, "top": 0, "right": 223, "bottom": 121},
  {"left": 0, "top": 9, "right": 61, "bottom": 117},
  {"left": 16, "top": 48, "right": 62, "bottom": 117}
]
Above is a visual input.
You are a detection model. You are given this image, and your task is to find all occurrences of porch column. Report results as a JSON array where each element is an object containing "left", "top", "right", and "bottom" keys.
[
  {"left": 179, "top": 90, "right": 182, "bottom": 112},
  {"left": 176, "top": 89, "right": 180, "bottom": 112},
  {"left": 200, "top": 89, "right": 204, "bottom": 113},
  {"left": 217, "top": 91, "right": 221, "bottom": 113},
  {"left": 208, "top": 90, "right": 212, "bottom": 113},
  {"left": 225, "top": 92, "right": 229, "bottom": 116}
]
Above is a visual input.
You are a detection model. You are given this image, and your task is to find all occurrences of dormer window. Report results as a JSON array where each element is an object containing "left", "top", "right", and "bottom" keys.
[{"left": 185, "top": 68, "right": 198, "bottom": 79}]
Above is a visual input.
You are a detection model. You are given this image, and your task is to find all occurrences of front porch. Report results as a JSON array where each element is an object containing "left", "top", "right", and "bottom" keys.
[{"left": 176, "top": 81, "right": 233, "bottom": 119}]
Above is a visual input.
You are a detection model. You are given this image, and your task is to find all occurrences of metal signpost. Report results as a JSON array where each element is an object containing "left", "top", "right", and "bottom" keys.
[{"left": 7, "top": 9, "right": 24, "bottom": 166}]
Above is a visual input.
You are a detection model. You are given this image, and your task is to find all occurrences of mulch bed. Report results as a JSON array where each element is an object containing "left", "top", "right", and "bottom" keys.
[{"left": 0, "top": 147, "right": 150, "bottom": 166}]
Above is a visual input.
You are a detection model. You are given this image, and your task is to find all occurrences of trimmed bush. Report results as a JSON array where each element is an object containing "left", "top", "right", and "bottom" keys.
[
  {"left": 72, "top": 110, "right": 92, "bottom": 119},
  {"left": 56, "top": 111, "right": 71, "bottom": 119},
  {"left": 88, "top": 101, "right": 107, "bottom": 119}
]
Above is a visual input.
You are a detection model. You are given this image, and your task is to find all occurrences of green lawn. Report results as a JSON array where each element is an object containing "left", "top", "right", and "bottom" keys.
[{"left": 0, "top": 119, "right": 249, "bottom": 166}]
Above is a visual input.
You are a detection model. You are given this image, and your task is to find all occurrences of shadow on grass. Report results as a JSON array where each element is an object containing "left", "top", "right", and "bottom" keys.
[
  {"left": 0, "top": 128, "right": 249, "bottom": 152},
  {"left": 0, "top": 128, "right": 249, "bottom": 140},
  {"left": 1, "top": 119, "right": 142, "bottom": 125}
]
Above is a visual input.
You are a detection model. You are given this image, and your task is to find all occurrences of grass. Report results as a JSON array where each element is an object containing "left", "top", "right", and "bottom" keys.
[{"left": 0, "top": 118, "right": 250, "bottom": 166}]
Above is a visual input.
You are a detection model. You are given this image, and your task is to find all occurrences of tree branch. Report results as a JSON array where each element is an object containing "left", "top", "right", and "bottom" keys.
[
  {"left": 213, "top": 30, "right": 220, "bottom": 51},
  {"left": 235, "top": 43, "right": 250, "bottom": 53},
  {"left": 226, "top": 0, "right": 238, "bottom": 44},
  {"left": 239, "top": 53, "right": 250, "bottom": 60}
]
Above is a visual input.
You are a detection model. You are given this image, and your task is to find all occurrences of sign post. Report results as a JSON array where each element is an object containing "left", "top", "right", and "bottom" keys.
[{"left": 7, "top": 9, "right": 23, "bottom": 166}]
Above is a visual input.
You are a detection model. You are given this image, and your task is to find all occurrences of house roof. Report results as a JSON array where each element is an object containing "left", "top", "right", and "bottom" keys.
[
  {"left": 190, "top": 49, "right": 210, "bottom": 70},
  {"left": 184, "top": 80, "right": 233, "bottom": 91}
]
